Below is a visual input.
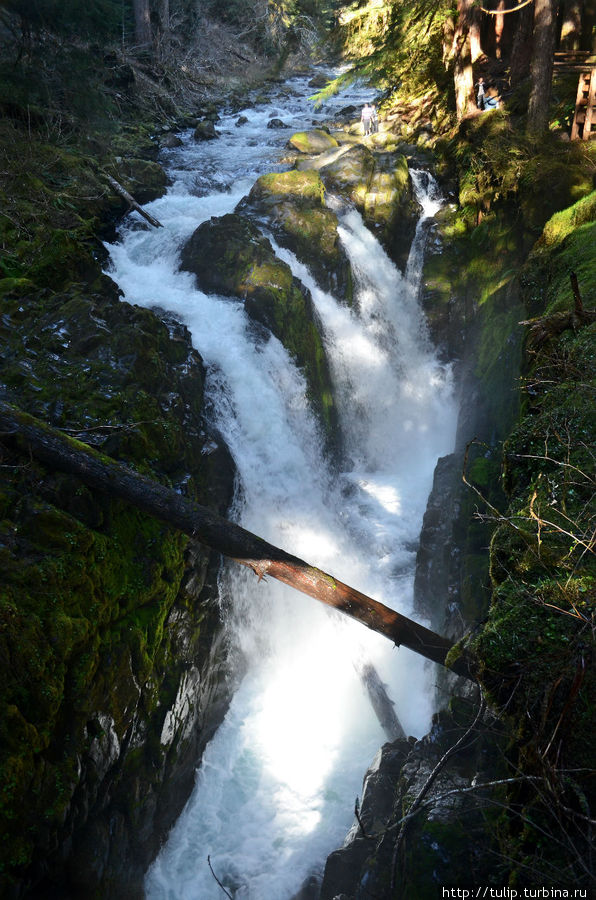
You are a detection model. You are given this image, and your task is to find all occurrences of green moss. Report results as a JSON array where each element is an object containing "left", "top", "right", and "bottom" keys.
[
  {"left": 522, "top": 192, "right": 596, "bottom": 317},
  {"left": 460, "top": 190, "right": 596, "bottom": 885},
  {"left": 254, "top": 169, "right": 326, "bottom": 205},
  {"left": 288, "top": 129, "right": 339, "bottom": 153}
]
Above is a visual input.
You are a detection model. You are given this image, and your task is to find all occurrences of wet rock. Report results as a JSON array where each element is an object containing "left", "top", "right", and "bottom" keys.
[
  {"left": 320, "top": 705, "right": 501, "bottom": 900},
  {"left": 179, "top": 212, "right": 339, "bottom": 448},
  {"left": 160, "top": 133, "right": 183, "bottom": 148},
  {"left": 320, "top": 739, "right": 412, "bottom": 899},
  {"left": 193, "top": 120, "right": 219, "bottom": 141},
  {"left": 414, "top": 453, "right": 463, "bottom": 637},
  {"left": 235, "top": 115, "right": 249, "bottom": 127},
  {"left": 309, "top": 73, "right": 329, "bottom": 89},
  {"left": 240, "top": 168, "right": 353, "bottom": 303},
  {"left": 267, "top": 117, "right": 286, "bottom": 128}
]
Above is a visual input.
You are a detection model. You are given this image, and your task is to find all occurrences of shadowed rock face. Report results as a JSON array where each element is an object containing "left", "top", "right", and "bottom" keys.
[
  {"left": 0, "top": 273, "right": 236, "bottom": 899},
  {"left": 319, "top": 704, "right": 501, "bottom": 900},
  {"left": 179, "top": 212, "right": 340, "bottom": 451}
]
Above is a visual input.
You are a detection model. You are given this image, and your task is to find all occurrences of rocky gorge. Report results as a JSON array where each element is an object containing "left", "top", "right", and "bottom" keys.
[{"left": 1, "top": 10, "right": 595, "bottom": 899}]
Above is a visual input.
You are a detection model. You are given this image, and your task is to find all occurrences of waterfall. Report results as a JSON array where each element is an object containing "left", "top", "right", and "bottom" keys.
[{"left": 105, "top": 72, "right": 457, "bottom": 899}]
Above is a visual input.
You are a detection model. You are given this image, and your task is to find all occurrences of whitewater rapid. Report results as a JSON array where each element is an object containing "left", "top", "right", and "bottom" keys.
[{"left": 106, "top": 70, "right": 456, "bottom": 899}]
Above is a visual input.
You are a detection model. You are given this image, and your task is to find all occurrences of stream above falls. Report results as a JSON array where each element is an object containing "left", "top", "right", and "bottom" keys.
[{"left": 105, "top": 67, "right": 458, "bottom": 900}]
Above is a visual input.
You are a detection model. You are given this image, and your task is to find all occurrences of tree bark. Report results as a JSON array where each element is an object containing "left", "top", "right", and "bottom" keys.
[
  {"left": 0, "top": 401, "right": 476, "bottom": 681},
  {"left": 452, "top": 0, "right": 477, "bottom": 120},
  {"left": 132, "top": 0, "right": 152, "bottom": 48},
  {"left": 470, "top": 3, "right": 483, "bottom": 62},
  {"left": 527, "top": 0, "right": 559, "bottom": 135},
  {"left": 493, "top": 0, "right": 506, "bottom": 59},
  {"left": 156, "top": 0, "right": 170, "bottom": 57},
  {"left": 510, "top": 3, "right": 535, "bottom": 86}
]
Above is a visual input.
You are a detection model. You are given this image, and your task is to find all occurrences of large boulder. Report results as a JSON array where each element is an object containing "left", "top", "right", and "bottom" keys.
[
  {"left": 317, "top": 143, "right": 376, "bottom": 205},
  {"left": 317, "top": 145, "right": 421, "bottom": 273},
  {"left": 193, "top": 120, "right": 219, "bottom": 141},
  {"left": 288, "top": 129, "right": 339, "bottom": 154},
  {"left": 240, "top": 169, "right": 353, "bottom": 303},
  {"left": 180, "top": 213, "right": 339, "bottom": 446}
]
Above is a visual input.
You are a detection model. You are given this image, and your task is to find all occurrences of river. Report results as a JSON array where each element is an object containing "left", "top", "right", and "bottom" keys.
[{"left": 106, "top": 68, "right": 457, "bottom": 900}]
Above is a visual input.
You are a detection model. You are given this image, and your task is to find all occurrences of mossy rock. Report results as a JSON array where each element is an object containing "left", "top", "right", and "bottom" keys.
[
  {"left": 106, "top": 157, "right": 169, "bottom": 204},
  {"left": 241, "top": 169, "right": 353, "bottom": 303},
  {"left": 364, "top": 154, "right": 420, "bottom": 272},
  {"left": 248, "top": 169, "right": 326, "bottom": 207},
  {"left": 179, "top": 213, "right": 339, "bottom": 447},
  {"left": 288, "top": 129, "right": 339, "bottom": 154},
  {"left": 318, "top": 143, "right": 376, "bottom": 204},
  {"left": 318, "top": 146, "right": 420, "bottom": 272},
  {"left": 0, "top": 270, "right": 235, "bottom": 894}
]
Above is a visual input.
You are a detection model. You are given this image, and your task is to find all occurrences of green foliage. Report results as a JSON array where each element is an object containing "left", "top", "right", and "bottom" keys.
[
  {"left": 319, "top": 0, "right": 452, "bottom": 124},
  {"left": 464, "top": 189, "right": 596, "bottom": 886}
]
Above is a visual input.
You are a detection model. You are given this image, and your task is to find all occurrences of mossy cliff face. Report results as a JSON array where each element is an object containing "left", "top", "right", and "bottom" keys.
[
  {"left": 179, "top": 211, "right": 339, "bottom": 450},
  {"left": 0, "top": 261, "right": 235, "bottom": 896},
  {"left": 463, "top": 191, "right": 596, "bottom": 886},
  {"left": 415, "top": 114, "right": 596, "bottom": 638}
]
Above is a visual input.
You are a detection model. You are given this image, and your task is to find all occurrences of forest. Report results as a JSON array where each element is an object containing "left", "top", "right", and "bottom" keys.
[{"left": 0, "top": 0, "right": 595, "bottom": 898}]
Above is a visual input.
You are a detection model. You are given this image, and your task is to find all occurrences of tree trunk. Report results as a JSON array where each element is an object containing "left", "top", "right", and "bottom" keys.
[
  {"left": 452, "top": 0, "right": 476, "bottom": 120},
  {"left": 560, "top": 0, "right": 582, "bottom": 49},
  {"left": 0, "top": 401, "right": 476, "bottom": 681},
  {"left": 527, "top": 0, "right": 559, "bottom": 135},
  {"left": 157, "top": 0, "right": 170, "bottom": 57},
  {"left": 494, "top": 0, "right": 506, "bottom": 59},
  {"left": 470, "top": 4, "right": 482, "bottom": 62},
  {"left": 510, "top": 3, "right": 535, "bottom": 86},
  {"left": 132, "top": 0, "right": 152, "bottom": 48}
]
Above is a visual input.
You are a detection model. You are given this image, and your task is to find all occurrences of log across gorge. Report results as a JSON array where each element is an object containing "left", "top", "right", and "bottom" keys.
[{"left": 0, "top": 400, "right": 475, "bottom": 681}]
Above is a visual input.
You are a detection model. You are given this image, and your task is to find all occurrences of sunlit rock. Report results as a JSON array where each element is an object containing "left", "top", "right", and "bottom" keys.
[
  {"left": 288, "top": 128, "right": 339, "bottom": 154},
  {"left": 240, "top": 168, "right": 353, "bottom": 302}
]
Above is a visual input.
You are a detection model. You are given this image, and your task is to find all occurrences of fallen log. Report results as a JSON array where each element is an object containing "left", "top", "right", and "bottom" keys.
[
  {"left": 0, "top": 400, "right": 476, "bottom": 681},
  {"left": 104, "top": 173, "right": 163, "bottom": 228},
  {"left": 357, "top": 662, "right": 406, "bottom": 741}
]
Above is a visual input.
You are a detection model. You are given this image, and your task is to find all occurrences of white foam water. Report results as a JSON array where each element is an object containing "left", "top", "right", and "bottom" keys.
[{"left": 105, "top": 71, "right": 457, "bottom": 899}]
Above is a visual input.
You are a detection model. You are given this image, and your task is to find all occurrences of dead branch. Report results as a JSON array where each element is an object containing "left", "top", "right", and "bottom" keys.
[
  {"left": 478, "top": 0, "right": 534, "bottom": 14},
  {"left": 103, "top": 173, "right": 163, "bottom": 228},
  {"left": 207, "top": 856, "right": 233, "bottom": 899}
]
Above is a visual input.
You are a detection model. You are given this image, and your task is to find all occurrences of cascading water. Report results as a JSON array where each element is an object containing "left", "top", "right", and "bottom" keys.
[{"left": 105, "top": 71, "right": 457, "bottom": 899}]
